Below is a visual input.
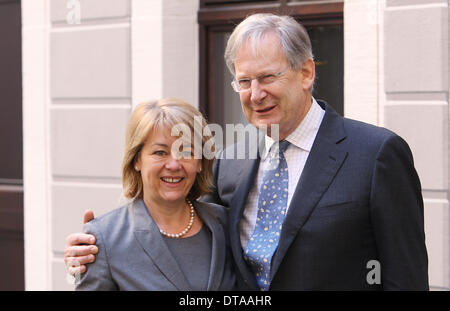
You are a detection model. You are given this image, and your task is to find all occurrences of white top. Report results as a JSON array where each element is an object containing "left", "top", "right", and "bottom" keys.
[{"left": 239, "top": 98, "right": 325, "bottom": 248}]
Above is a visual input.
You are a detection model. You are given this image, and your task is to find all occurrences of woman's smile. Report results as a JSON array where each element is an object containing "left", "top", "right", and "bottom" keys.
[{"left": 160, "top": 176, "right": 184, "bottom": 184}]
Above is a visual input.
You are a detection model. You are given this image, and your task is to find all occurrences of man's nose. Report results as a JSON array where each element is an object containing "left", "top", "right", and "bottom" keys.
[{"left": 250, "top": 79, "right": 267, "bottom": 103}]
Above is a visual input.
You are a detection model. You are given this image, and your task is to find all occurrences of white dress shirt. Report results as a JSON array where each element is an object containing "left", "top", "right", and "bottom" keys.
[{"left": 240, "top": 98, "right": 325, "bottom": 248}]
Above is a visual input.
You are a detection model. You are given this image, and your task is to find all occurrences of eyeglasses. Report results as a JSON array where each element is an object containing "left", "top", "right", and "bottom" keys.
[{"left": 231, "top": 66, "right": 290, "bottom": 93}]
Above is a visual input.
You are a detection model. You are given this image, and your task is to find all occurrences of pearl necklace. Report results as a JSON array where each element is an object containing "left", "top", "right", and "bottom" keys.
[{"left": 159, "top": 199, "right": 195, "bottom": 239}]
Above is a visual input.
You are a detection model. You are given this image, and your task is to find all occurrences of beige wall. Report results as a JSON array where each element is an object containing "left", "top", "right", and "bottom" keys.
[
  {"left": 22, "top": 0, "right": 449, "bottom": 290},
  {"left": 383, "top": 0, "right": 449, "bottom": 290},
  {"left": 345, "top": 0, "right": 450, "bottom": 290},
  {"left": 22, "top": 0, "right": 199, "bottom": 290}
]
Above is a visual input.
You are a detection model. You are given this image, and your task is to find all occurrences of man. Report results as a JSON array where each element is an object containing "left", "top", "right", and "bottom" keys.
[{"left": 65, "top": 13, "right": 428, "bottom": 290}]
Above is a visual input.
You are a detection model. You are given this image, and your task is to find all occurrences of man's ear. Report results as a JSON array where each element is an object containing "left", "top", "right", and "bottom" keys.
[{"left": 300, "top": 58, "right": 315, "bottom": 91}]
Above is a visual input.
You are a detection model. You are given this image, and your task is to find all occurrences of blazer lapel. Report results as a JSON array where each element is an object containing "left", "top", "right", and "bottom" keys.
[
  {"left": 270, "top": 102, "right": 349, "bottom": 281},
  {"left": 132, "top": 199, "right": 192, "bottom": 291},
  {"left": 228, "top": 136, "right": 264, "bottom": 290},
  {"left": 195, "top": 202, "right": 225, "bottom": 291}
]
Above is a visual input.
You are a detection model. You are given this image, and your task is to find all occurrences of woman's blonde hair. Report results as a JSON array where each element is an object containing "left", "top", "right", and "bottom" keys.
[{"left": 122, "top": 98, "right": 214, "bottom": 201}]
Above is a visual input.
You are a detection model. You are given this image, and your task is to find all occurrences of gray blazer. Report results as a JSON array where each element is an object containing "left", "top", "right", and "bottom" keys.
[{"left": 75, "top": 199, "right": 236, "bottom": 291}]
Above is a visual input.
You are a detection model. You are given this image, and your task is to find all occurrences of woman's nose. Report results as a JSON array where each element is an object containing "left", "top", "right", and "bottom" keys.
[{"left": 165, "top": 156, "right": 182, "bottom": 170}]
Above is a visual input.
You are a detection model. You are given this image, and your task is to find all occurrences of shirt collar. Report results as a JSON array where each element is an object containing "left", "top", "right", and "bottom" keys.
[{"left": 262, "top": 97, "right": 325, "bottom": 160}]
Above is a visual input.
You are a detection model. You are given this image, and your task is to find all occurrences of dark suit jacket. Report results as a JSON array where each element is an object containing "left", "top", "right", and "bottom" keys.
[
  {"left": 205, "top": 100, "right": 428, "bottom": 290},
  {"left": 76, "top": 199, "right": 236, "bottom": 291}
]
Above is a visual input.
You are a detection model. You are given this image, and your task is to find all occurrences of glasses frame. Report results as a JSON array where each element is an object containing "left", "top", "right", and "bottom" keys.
[{"left": 231, "top": 66, "right": 291, "bottom": 93}]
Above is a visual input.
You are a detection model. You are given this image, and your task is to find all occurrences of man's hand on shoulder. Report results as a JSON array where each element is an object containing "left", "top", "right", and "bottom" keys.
[{"left": 64, "top": 210, "right": 98, "bottom": 276}]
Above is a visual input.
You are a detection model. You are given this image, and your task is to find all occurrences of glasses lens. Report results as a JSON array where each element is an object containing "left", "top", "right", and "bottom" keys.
[{"left": 238, "top": 80, "right": 251, "bottom": 90}]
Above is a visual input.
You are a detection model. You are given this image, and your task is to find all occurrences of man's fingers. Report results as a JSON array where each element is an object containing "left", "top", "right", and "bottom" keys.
[
  {"left": 65, "top": 253, "right": 95, "bottom": 277},
  {"left": 64, "top": 244, "right": 98, "bottom": 259},
  {"left": 83, "top": 210, "right": 95, "bottom": 224},
  {"left": 65, "top": 254, "right": 96, "bottom": 267},
  {"left": 65, "top": 233, "right": 96, "bottom": 247},
  {"left": 67, "top": 264, "right": 87, "bottom": 277}
]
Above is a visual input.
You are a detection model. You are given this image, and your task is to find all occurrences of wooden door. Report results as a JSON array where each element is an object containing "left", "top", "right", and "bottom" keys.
[{"left": 0, "top": 0, "right": 24, "bottom": 291}]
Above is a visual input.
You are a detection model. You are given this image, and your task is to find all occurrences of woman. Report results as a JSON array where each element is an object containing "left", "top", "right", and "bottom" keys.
[{"left": 75, "top": 98, "right": 236, "bottom": 290}]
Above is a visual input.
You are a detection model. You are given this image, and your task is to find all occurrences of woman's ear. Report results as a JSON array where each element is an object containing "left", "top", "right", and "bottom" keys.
[
  {"left": 134, "top": 158, "right": 140, "bottom": 172},
  {"left": 134, "top": 150, "right": 142, "bottom": 172}
]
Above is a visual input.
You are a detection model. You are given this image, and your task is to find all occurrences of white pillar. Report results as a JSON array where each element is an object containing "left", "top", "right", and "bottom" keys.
[
  {"left": 132, "top": 0, "right": 199, "bottom": 109},
  {"left": 22, "top": 0, "right": 52, "bottom": 290}
]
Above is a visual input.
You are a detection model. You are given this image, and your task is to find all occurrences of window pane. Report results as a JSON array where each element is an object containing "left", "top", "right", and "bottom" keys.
[
  {"left": 211, "top": 31, "right": 249, "bottom": 148},
  {"left": 307, "top": 25, "right": 344, "bottom": 115}
]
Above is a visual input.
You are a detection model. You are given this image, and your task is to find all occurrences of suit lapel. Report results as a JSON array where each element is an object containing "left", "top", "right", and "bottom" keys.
[
  {"left": 194, "top": 202, "right": 225, "bottom": 291},
  {"left": 132, "top": 199, "right": 192, "bottom": 291},
  {"left": 229, "top": 157, "right": 260, "bottom": 289},
  {"left": 228, "top": 136, "right": 264, "bottom": 290},
  {"left": 270, "top": 102, "right": 349, "bottom": 281}
]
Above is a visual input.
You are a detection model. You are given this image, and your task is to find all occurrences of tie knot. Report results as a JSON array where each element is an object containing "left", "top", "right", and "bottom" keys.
[
  {"left": 265, "top": 140, "right": 290, "bottom": 170},
  {"left": 270, "top": 140, "right": 290, "bottom": 155},
  {"left": 278, "top": 140, "right": 290, "bottom": 153}
]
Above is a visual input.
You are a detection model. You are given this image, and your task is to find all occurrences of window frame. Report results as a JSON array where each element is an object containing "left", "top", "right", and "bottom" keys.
[{"left": 198, "top": 0, "right": 344, "bottom": 123}]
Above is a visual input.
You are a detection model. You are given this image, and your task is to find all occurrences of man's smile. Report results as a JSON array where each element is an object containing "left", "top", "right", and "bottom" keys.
[{"left": 256, "top": 105, "right": 276, "bottom": 114}]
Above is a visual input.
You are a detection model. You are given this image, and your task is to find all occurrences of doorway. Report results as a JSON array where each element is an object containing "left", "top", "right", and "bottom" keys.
[{"left": 0, "top": 0, "right": 24, "bottom": 291}]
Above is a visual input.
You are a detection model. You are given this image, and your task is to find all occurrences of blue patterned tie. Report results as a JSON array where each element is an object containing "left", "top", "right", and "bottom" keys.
[{"left": 244, "top": 140, "right": 290, "bottom": 291}]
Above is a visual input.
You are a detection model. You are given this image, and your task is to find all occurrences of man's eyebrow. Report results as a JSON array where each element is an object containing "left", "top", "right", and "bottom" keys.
[{"left": 236, "top": 69, "right": 277, "bottom": 79}]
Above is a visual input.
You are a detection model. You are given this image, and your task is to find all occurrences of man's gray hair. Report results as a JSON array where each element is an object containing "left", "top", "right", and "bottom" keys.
[{"left": 224, "top": 13, "right": 313, "bottom": 76}]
